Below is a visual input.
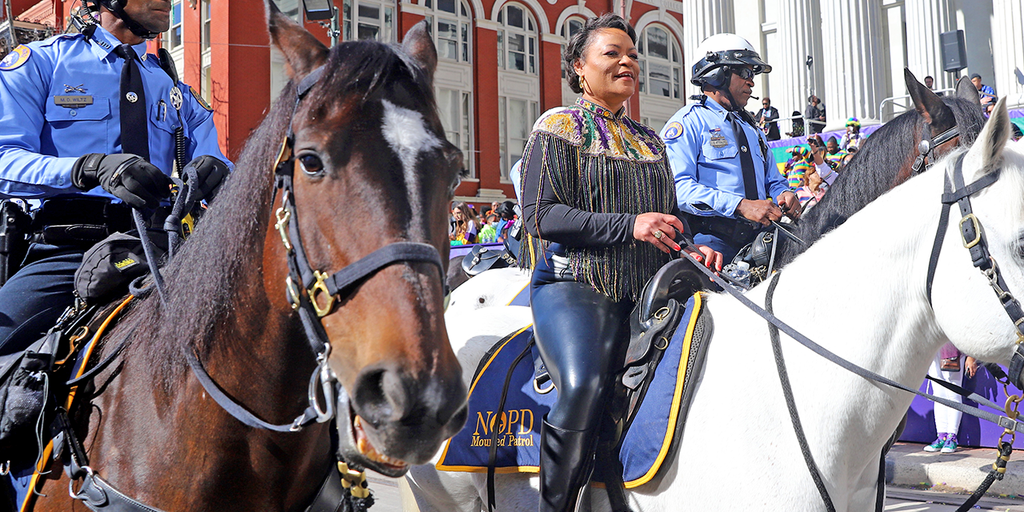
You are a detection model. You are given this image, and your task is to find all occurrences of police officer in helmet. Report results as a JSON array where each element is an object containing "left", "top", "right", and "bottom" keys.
[
  {"left": 0, "top": 0, "right": 231, "bottom": 359},
  {"left": 661, "top": 33, "right": 798, "bottom": 262}
]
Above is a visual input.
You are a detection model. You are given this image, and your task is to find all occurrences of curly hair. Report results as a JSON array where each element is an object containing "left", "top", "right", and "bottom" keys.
[{"left": 562, "top": 13, "right": 637, "bottom": 94}]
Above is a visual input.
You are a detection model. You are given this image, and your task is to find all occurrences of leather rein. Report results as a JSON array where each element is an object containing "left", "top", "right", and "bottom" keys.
[{"left": 61, "top": 64, "right": 446, "bottom": 512}]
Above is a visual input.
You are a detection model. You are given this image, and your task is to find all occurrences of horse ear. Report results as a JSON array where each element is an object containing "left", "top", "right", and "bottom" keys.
[
  {"left": 955, "top": 76, "right": 982, "bottom": 105},
  {"left": 402, "top": 21, "right": 437, "bottom": 85},
  {"left": 905, "top": 68, "right": 949, "bottom": 126},
  {"left": 265, "top": 0, "right": 329, "bottom": 80},
  {"left": 965, "top": 97, "right": 1011, "bottom": 177}
]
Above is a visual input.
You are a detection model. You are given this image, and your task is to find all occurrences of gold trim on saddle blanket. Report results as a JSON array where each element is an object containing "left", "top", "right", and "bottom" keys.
[
  {"left": 20, "top": 295, "right": 135, "bottom": 512},
  {"left": 435, "top": 292, "right": 704, "bottom": 489}
]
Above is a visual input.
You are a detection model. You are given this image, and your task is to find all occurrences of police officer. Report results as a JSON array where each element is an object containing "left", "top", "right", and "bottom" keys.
[
  {"left": 0, "top": 0, "right": 231, "bottom": 356},
  {"left": 661, "top": 33, "right": 798, "bottom": 262}
]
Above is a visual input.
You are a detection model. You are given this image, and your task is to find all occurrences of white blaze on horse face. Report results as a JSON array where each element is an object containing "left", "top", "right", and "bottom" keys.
[{"left": 380, "top": 100, "right": 442, "bottom": 211}]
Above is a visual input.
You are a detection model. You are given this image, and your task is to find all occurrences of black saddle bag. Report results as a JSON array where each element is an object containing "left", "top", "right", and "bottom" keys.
[{"left": 0, "top": 328, "right": 61, "bottom": 462}]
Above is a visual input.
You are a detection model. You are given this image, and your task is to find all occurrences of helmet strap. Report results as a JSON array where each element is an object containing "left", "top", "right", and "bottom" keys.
[{"left": 101, "top": 0, "right": 161, "bottom": 40}]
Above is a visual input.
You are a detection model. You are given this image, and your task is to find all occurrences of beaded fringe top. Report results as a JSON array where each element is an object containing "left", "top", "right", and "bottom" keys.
[{"left": 521, "top": 98, "right": 676, "bottom": 302}]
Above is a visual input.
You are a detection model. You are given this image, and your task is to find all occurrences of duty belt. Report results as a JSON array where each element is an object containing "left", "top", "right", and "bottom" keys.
[
  {"left": 31, "top": 198, "right": 134, "bottom": 245},
  {"left": 686, "top": 214, "right": 757, "bottom": 246}
]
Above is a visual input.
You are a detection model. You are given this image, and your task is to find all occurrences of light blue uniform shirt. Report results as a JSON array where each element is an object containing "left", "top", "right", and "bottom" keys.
[
  {"left": 661, "top": 96, "right": 790, "bottom": 218},
  {"left": 0, "top": 25, "right": 231, "bottom": 201}
]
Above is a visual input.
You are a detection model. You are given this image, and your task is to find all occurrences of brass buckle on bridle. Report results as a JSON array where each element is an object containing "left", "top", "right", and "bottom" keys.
[
  {"left": 309, "top": 270, "right": 336, "bottom": 318},
  {"left": 960, "top": 213, "right": 982, "bottom": 249}
]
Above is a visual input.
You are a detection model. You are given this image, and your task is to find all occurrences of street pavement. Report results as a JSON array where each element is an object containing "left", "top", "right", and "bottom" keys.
[{"left": 364, "top": 443, "right": 1024, "bottom": 511}]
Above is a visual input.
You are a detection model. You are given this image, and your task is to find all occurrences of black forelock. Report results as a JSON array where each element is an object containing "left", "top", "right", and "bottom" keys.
[{"left": 306, "top": 39, "right": 435, "bottom": 113}]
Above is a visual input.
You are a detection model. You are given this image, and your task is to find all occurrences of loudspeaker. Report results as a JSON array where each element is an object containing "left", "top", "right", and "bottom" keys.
[{"left": 940, "top": 30, "right": 968, "bottom": 72}]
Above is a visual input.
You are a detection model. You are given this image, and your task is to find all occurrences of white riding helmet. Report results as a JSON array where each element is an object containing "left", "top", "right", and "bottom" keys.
[{"left": 690, "top": 33, "right": 771, "bottom": 88}]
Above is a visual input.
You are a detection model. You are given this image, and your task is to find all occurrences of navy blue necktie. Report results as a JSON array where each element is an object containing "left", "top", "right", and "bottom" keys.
[
  {"left": 115, "top": 44, "right": 149, "bottom": 161},
  {"left": 728, "top": 112, "right": 759, "bottom": 200}
]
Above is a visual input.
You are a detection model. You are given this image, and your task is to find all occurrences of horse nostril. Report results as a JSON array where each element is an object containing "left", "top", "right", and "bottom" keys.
[{"left": 352, "top": 368, "right": 397, "bottom": 425}]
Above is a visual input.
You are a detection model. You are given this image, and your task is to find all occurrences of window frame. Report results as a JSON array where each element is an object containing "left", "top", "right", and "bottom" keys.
[
  {"left": 496, "top": 3, "right": 538, "bottom": 75},
  {"left": 342, "top": 0, "right": 396, "bottom": 42},
  {"left": 637, "top": 24, "right": 682, "bottom": 100},
  {"left": 429, "top": 0, "right": 472, "bottom": 63}
]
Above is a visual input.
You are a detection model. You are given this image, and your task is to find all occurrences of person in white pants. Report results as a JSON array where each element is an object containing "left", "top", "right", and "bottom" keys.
[{"left": 924, "top": 343, "right": 978, "bottom": 453}]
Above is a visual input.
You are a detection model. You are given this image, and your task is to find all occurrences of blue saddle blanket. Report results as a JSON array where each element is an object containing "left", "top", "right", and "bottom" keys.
[{"left": 437, "top": 294, "right": 703, "bottom": 488}]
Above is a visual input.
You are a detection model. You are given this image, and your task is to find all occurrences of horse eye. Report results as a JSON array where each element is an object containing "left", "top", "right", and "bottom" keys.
[{"left": 298, "top": 154, "right": 325, "bottom": 176}]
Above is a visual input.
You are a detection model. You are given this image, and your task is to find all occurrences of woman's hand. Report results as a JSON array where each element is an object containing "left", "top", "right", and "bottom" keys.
[
  {"left": 633, "top": 212, "right": 684, "bottom": 254},
  {"left": 965, "top": 357, "right": 978, "bottom": 378},
  {"left": 685, "top": 244, "right": 723, "bottom": 271}
]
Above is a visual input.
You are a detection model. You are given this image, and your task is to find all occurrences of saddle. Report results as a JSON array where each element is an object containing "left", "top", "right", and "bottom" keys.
[{"left": 438, "top": 258, "right": 718, "bottom": 495}]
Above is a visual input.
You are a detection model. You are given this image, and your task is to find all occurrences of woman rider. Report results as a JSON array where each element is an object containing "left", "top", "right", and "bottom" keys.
[{"left": 519, "top": 14, "right": 722, "bottom": 512}]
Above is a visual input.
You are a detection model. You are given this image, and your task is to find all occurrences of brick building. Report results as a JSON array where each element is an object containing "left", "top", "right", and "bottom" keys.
[{"left": 1, "top": 0, "right": 688, "bottom": 205}]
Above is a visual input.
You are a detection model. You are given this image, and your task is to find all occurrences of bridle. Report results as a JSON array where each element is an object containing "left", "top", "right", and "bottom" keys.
[
  {"left": 185, "top": 63, "right": 446, "bottom": 433},
  {"left": 925, "top": 152, "right": 1024, "bottom": 392},
  {"left": 910, "top": 122, "right": 961, "bottom": 175},
  {"left": 677, "top": 150, "right": 1024, "bottom": 512}
]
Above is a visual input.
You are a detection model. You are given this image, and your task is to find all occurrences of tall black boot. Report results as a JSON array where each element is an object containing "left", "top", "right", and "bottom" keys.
[{"left": 539, "top": 418, "right": 596, "bottom": 512}]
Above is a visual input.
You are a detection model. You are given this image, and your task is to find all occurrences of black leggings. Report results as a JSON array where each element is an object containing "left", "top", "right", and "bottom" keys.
[{"left": 530, "top": 278, "right": 633, "bottom": 431}]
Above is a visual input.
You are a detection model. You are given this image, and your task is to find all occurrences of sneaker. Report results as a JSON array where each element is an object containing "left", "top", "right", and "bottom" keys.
[
  {"left": 923, "top": 435, "right": 946, "bottom": 452},
  {"left": 941, "top": 434, "right": 959, "bottom": 453}
]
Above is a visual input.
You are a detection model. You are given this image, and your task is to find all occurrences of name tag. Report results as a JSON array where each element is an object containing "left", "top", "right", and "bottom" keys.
[{"left": 54, "top": 95, "right": 94, "bottom": 108}]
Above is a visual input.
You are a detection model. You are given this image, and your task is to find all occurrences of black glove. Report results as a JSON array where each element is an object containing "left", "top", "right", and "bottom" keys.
[
  {"left": 182, "top": 155, "right": 229, "bottom": 202},
  {"left": 72, "top": 153, "right": 172, "bottom": 210}
]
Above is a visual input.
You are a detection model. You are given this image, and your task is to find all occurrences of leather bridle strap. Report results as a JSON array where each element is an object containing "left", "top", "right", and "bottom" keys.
[
  {"left": 924, "top": 153, "right": 1024, "bottom": 389},
  {"left": 911, "top": 124, "right": 960, "bottom": 175}
]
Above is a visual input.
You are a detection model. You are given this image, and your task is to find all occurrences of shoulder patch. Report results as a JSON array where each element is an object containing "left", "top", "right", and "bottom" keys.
[
  {"left": 662, "top": 121, "right": 683, "bottom": 141},
  {"left": 190, "top": 85, "right": 212, "bottom": 112},
  {"left": 0, "top": 46, "right": 32, "bottom": 71}
]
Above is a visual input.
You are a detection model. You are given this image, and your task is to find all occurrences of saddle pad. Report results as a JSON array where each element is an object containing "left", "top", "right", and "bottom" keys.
[{"left": 437, "top": 293, "right": 708, "bottom": 488}]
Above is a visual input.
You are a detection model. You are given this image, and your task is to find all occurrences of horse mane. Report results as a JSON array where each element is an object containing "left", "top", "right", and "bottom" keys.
[
  {"left": 118, "top": 39, "right": 433, "bottom": 377},
  {"left": 776, "top": 96, "right": 986, "bottom": 267}
]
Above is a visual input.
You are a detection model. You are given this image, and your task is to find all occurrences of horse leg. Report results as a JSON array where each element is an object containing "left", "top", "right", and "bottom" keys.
[{"left": 404, "top": 464, "right": 484, "bottom": 512}]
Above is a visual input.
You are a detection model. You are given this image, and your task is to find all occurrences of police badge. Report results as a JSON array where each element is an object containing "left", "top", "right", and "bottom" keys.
[{"left": 169, "top": 86, "right": 183, "bottom": 110}]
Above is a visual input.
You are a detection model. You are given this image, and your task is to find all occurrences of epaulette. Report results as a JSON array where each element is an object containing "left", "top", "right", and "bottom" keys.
[{"left": 531, "top": 106, "right": 584, "bottom": 146}]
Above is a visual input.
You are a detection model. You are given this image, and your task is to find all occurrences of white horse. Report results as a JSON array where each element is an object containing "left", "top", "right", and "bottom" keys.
[{"left": 410, "top": 99, "right": 1024, "bottom": 512}]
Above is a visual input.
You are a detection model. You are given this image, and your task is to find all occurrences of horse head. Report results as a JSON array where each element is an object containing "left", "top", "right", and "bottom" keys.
[
  {"left": 929, "top": 97, "right": 1024, "bottom": 387},
  {"left": 776, "top": 69, "right": 986, "bottom": 267},
  {"left": 263, "top": 8, "right": 468, "bottom": 476}
]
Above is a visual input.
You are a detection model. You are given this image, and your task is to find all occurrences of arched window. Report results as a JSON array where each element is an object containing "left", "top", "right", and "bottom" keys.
[
  {"left": 341, "top": 0, "right": 396, "bottom": 42},
  {"left": 638, "top": 25, "right": 681, "bottom": 99},
  {"left": 561, "top": 16, "right": 585, "bottom": 41},
  {"left": 424, "top": 0, "right": 472, "bottom": 63},
  {"left": 497, "top": 4, "right": 537, "bottom": 74}
]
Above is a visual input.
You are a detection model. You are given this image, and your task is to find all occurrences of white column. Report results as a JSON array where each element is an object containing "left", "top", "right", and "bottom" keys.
[
  {"left": 777, "top": 0, "right": 824, "bottom": 124},
  {"left": 682, "top": 0, "right": 734, "bottom": 99},
  {"left": 820, "top": 0, "right": 887, "bottom": 127},
  {"left": 991, "top": 0, "right": 1024, "bottom": 107},
  {"left": 905, "top": 0, "right": 955, "bottom": 91}
]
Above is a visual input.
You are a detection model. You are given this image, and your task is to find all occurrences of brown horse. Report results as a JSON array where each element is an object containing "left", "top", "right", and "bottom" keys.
[{"left": 16, "top": 7, "right": 467, "bottom": 511}]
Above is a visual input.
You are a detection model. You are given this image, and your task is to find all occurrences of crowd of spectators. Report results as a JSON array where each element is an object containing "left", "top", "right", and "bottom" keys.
[{"left": 449, "top": 200, "right": 519, "bottom": 245}]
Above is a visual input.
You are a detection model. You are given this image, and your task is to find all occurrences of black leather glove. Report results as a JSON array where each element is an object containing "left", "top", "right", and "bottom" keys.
[
  {"left": 182, "top": 155, "right": 229, "bottom": 202},
  {"left": 72, "top": 153, "right": 172, "bottom": 210}
]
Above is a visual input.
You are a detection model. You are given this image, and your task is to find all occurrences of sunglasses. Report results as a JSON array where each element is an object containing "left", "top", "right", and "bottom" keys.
[{"left": 731, "top": 67, "right": 755, "bottom": 81}]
